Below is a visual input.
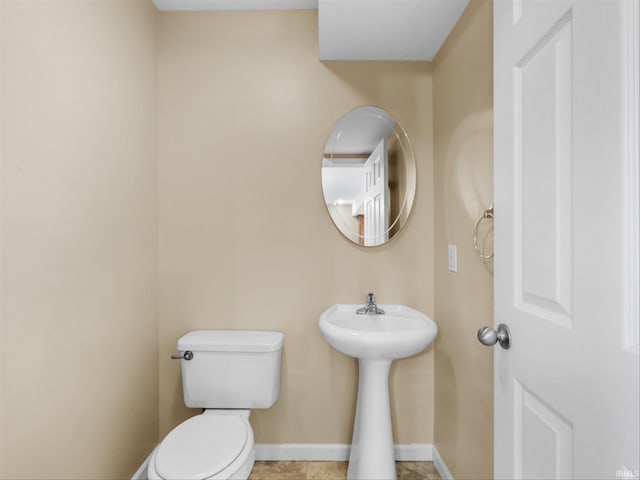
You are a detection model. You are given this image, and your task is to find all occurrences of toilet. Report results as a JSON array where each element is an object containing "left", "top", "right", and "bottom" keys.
[{"left": 147, "top": 330, "right": 284, "bottom": 480}]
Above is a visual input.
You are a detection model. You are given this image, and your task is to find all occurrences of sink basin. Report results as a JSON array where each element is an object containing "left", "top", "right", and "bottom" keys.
[
  {"left": 319, "top": 304, "right": 437, "bottom": 479},
  {"left": 319, "top": 304, "right": 438, "bottom": 360}
]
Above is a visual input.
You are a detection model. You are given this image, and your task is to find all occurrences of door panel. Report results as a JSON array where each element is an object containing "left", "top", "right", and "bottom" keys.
[
  {"left": 363, "top": 138, "right": 389, "bottom": 246},
  {"left": 514, "top": 380, "right": 573, "bottom": 479},
  {"left": 515, "top": 9, "right": 572, "bottom": 325},
  {"left": 494, "top": 1, "right": 639, "bottom": 478}
]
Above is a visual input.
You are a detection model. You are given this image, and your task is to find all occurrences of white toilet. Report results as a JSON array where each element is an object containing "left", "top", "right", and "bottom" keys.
[{"left": 147, "top": 330, "right": 284, "bottom": 480}]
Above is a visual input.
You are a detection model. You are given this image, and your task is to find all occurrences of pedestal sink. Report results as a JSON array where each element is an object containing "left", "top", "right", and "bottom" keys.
[{"left": 318, "top": 304, "right": 438, "bottom": 480}]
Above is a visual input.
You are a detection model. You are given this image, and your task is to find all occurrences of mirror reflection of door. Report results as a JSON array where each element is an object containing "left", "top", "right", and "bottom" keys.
[{"left": 363, "top": 138, "right": 389, "bottom": 246}]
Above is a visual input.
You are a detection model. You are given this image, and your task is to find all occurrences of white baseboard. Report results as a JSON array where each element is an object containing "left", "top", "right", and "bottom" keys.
[
  {"left": 131, "top": 449, "right": 153, "bottom": 480},
  {"left": 254, "top": 443, "right": 433, "bottom": 462},
  {"left": 393, "top": 443, "right": 433, "bottom": 461},
  {"left": 432, "top": 445, "right": 454, "bottom": 480},
  {"left": 133, "top": 442, "right": 441, "bottom": 479},
  {"left": 255, "top": 443, "right": 350, "bottom": 461}
]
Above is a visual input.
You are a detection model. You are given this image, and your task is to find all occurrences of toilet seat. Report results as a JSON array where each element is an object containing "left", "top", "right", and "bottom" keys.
[{"left": 149, "top": 414, "right": 253, "bottom": 480}]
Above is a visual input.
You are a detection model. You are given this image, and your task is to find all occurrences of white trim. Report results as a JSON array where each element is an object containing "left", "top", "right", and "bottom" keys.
[
  {"left": 0, "top": 0, "right": 4, "bottom": 474},
  {"left": 152, "top": 0, "right": 318, "bottom": 11},
  {"left": 621, "top": 0, "right": 640, "bottom": 353},
  {"left": 393, "top": 443, "right": 433, "bottom": 461},
  {"left": 254, "top": 443, "right": 433, "bottom": 461},
  {"left": 432, "top": 445, "right": 455, "bottom": 480},
  {"left": 131, "top": 453, "right": 152, "bottom": 480},
  {"left": 255, "top": 443, "right": 350, "bottom": 461}
]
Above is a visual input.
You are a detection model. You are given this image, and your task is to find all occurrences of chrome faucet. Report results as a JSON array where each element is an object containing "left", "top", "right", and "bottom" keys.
[{"left": 356, "top": 292, "right": 385, "bottom": 315}]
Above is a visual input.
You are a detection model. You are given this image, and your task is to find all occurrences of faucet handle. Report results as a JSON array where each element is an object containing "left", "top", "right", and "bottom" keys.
[{"left": 367, "top": 292, "right": 376, "bottom": 304}]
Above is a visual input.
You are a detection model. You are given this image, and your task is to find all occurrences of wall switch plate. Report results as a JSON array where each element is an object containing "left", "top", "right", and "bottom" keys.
[{"left": 448, "top": 244, "right": 457, "bottom": 272}]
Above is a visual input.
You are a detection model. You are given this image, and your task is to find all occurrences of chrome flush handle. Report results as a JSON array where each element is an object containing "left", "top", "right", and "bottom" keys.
[{"left": 170, "top": 351, "right": 193, "bottom": 360}]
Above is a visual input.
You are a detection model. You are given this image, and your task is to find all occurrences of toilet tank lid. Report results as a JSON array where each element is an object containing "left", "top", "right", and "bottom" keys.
[{"left": 177, "top": 330, "right": 284, "bottom": 353}]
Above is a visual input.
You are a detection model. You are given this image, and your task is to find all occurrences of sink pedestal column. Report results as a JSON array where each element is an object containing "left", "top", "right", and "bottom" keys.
[{"left": 348, "top": 358, "right": 396, "bottom": 480}]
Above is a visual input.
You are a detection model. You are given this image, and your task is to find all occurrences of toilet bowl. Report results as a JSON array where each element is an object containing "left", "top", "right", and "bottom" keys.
[
  {"left": 147, "top": 410, "right": 255, "bottom": 480},
  {"left": 149, "top": 330, "right": 284, "bottom": 480}
]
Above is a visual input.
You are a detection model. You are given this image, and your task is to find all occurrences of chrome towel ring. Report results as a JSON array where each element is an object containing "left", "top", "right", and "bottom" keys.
[{"left": 473, "top": 203, "right": 494, "bottom": 260}]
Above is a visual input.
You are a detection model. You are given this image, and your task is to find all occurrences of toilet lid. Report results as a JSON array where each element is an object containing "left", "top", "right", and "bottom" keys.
[{"left": 155, "top": 415, "right": 248, "bottom": 480}]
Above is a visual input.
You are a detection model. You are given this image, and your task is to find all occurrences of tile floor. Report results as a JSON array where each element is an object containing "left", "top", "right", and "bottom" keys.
[{"left": 248, "top": 461, "right": 442, "bottom": 480}]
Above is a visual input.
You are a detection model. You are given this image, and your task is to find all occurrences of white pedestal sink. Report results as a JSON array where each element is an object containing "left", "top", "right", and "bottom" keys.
[{"left": 318, "top": 304, "right": 438, "bottom": 480}]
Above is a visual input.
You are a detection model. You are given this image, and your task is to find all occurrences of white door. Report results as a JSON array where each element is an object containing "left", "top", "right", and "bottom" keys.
[
  {"left": 493, "top": 1, "right": 639, "bottom": 479},
  {"left": 363, "top": 138, "right": 389, "bottom": 246}
]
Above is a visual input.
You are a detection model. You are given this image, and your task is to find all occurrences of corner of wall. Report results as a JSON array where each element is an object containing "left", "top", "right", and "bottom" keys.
[{"left": 432, "top": 1, "right": 494, "bottom": 478}]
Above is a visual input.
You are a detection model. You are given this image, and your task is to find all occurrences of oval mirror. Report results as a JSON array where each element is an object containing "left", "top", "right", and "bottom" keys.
[{"left": 321, "top": 106, "right": 416, "bottom": 247}]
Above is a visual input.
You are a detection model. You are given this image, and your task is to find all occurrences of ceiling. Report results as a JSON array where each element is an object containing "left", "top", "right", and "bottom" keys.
[
  {"left": 319, "top": 0, "right": 469, "bottom": 61},
  {"left": 152, "top": 0, "right": 469, "bottom": 61}
]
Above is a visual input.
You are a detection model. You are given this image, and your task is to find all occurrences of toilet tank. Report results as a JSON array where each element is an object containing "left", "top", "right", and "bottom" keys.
[{"left": 177, "top": 330, "right": 284, "bottom": 409}]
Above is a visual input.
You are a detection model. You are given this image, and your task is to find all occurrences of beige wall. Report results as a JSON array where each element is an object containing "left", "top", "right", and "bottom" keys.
[
  {"left": 432, "top": 1, "right": 494, "bottom": 478},
  {"left": 0, "top": 2, "right": 495, "bottom": 476},
  {"left": 158, "top": 10, "right": 434, "bottom": 444},
  {"left": 0, "top": 1, "right": 158, "bottom": 478}
]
